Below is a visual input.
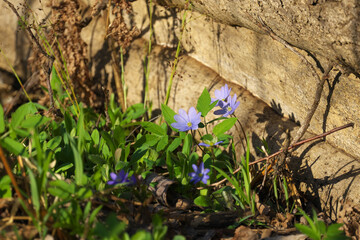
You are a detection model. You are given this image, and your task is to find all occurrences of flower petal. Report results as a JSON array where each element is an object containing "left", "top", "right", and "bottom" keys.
[
  {"left": 192, "top": 164, "right": 198, "bottom": 173},
  {"left": 201, "top": 175, "right": 210, "bottom": 184},
  {"left": 110, "top": 172, "right": 117, "bottom": 180},
  {"left": 203, "top": 168, "right": 210, "bottom": 175},
  {"left": 199, "top": 162, "right": 205, "bottom": 172},
  {"left": 174, "top": 114, "right": 187, "bottom": 124},
  {"left": 214, "top": 108, "right": 227, "bottom": 115},
  {"left": 107, "top": 180, "right": 116, "bottom": 185},
  {"left": 178, "top": 109, "right": 189, "bottom": 122},
  {"left": 189, "top": 172, "right": 197, "bottom": 178},
  {"left": 199, "top": 142, "right": 210, "bottom": 147}
]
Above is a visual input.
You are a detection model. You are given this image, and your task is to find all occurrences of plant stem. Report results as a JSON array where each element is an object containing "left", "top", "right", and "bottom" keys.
[
  {"left": 144, "top": 0, "right": 153, "bottom": 114},
  {"left": 164, "top": 0, "right": 190, "bottom": 105},
  {"left": 209, "top": 122, "right": 354, "bottom": 188}
]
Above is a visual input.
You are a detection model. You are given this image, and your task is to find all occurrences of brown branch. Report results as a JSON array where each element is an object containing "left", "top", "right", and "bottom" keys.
[
  {"left": 291, "top": 63, "right": 333, "bottom": 145},
  {"left": 0, "top": 145, "right": 25, "bottom": 202},
  {"left": 210, "top": 123, "right": 354, "bottom": 188},
  {"left": 254, "top": 16, "right": 335, "bottom": 145}
]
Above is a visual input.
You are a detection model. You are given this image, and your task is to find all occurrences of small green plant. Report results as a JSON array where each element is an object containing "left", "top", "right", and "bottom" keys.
[{"left": 295, "top": 208, "right": 349, "bottom": 240}]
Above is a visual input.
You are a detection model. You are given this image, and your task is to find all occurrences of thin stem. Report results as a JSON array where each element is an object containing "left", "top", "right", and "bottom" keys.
[
  {"left": 0, "top": 48, "right": 32, "bottom": 103},
  {"left": 144, "top": 0, "right": 153, "bottom": 112},
  {"left": 203, "top": 116, "right": 209, "bottom": 135},
  {"left": 120, "top": 46, "right": 127, "bottom": 109},
  {"left": 210, "top": 123, "right": 354, "bottom": 188},
  {"left": 0, "top": 145, "right": 25, "bottom": 202},
  {"left": 164, "top": 0, "right": 190, "bottom": 105}
]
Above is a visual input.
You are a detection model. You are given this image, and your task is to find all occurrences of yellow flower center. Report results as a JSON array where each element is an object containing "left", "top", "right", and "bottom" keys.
[
  {"left": 187, "top": 122, "right": 192, "bottom": 127},
  {"left": 227, "top": 106, "right": 232, "bottom": 112}
]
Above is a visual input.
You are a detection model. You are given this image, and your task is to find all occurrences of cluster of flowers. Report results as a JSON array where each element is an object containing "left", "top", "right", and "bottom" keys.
[
  {"left": 171, "top": 84, "right": 240, "bottom": 185},
  {"left": 108, "top": 84, "right": 239, "bottom": 186},
  {"left": 170, "top": 84, "right": 239, "bottom": 132}
]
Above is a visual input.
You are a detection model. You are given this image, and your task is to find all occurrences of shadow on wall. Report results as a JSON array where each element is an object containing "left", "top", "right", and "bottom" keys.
[
  {"left": 253, "top": 100, "right": 360, "bottom": 218},
  {"left": 252, "top": 102, "right": 298, "bottom": 157}
]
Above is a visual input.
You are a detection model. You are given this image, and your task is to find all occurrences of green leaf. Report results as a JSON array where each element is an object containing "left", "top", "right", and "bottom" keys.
[
  {"left": 0, "top": 104, "right": 4, "bottom": 133},
  {"left": 20, "top": 115, "right": 50, "bottom": 129},
  {"left": 140, "top": 122, "right": 166, "bottom": 136},
  {"left": 48, "top": 187, "right": 70, "bottom": 199},
  {"left": 64, "top": 112, "right": 74, "bottom": 134},
  {"left": 88, "top": 154, "right": 106, "bottom": 164},
  {"left": 125, "top": 103, "right": 146, "bottom": 121},
  {"left": 48, "top": 180, "right": 75, "bottom": 199},
  {"left": 10, "top": 102, "right": 38, "bottom": 128},
  {"left": 194, "top": 195, "right": 211, "bottom": 207},
  {"left": 172, "top": 236, "right": 186, "bottom": 240},
  {"left": 28, "top": 168, "right": 40, "bottom": 215},
  {"left": 0, "top": 175, "right": 11, "bottom": 198},
  {"left": 76, "top": 187, "right": 93, "bottom": 200},
  {"left": 196, "top": 88, "right": 211, "bottom": 117},
  {"left": 101, "top": 131, "right": 116, "bottom": 156},
  {"left": 131, "top": 230, "right": 152, "bottom": 240},
  {"left": 47, "top": 136, "right": 62, "bottom": 151},
  {"left": 295, "top": 223, "right": 321, "bottom": 240},
  {"left": 12, "top": 127, "right": 31, "bottom": 138},
  {"left": 130, "top": 147, "right": 148, "bottom": 163},
  {"left": 55, "top": 163, "right": 74, "bottom": 173},
  {"left": 213, "top": 117, "right": 237, "bottom": 137},
  {"left": 77, "top": 107, "right": 86, "bottom": 152},
  {"left": 326, "top": 223, "right": 349, "bottom": 240},
  {"left": 89, "top": 205, "right": 103, "bottom": 224},
  {"left": 167, "top": 138, "right": 182, "bottom": 152},
  {"left": 156, "top": 135, "right": 168, "bottom": 152},
  {"left": 182, "top": 133, "right": 192, "bottom": 157},
  {"left": 50, "top": 65, "right": 63, "bottom": 96},
  {"left": 69, "top": 136, "right": 84, "bottom": 186},
  {"left": 91, "top": 129, "right": 100, "bottom": 145},
  {"left": 161, "top": 104, "right": 177, "bottom": 131},
  {"left": 166, "top": 151, "right": 174, "bottom": 179},
  {"left": 0, "top": 137, "right": 28, "bottom": 157}
]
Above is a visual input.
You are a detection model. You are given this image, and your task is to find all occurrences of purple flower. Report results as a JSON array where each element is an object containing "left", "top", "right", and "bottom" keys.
[
  {"left": 199, "top": 140, "right": 224, "bottom": 147},
  {"left": 214, "top": 94, "right": 240, "bottom": 117},
  {"left": 189, "top": 162, "right": 210, "bottom": 184},
  {"left": 129, "top": 175, "right": 137, "bottom": 185},
  {"left": 211, "top": 84, "right": 231, "bottom": 107},
  {"left": 171, "top": 107, "right": 202, "bottom": 132},
  {"left": 107, "top": 170, "right": 130, "bottom": 185}
]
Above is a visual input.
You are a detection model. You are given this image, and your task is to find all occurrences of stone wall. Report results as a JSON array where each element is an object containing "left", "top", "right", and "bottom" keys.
[{"left": 127, "top": 0, "right": 360, "bottom": 161}]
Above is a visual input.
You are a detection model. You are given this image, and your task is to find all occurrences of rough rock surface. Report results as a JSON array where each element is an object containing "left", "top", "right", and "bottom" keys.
[
  {"left": 127, "top": 0, "right": 360, "bottom": 161},
  {"left": 156, "top": 0, "right": 360, "bottom": 72}
]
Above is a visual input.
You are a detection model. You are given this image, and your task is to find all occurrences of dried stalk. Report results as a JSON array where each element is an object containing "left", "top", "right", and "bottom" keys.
[{"left": 210, "top": 123, "right": 354, "bottom": 188}]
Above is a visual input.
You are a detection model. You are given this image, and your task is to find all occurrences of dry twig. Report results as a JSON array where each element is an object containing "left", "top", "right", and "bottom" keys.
[
  {"left": 255, "top": 16, "right": 335, "bottom": 145},
  {"left": 210, "top": 123, "right": 354, "bottom": 188}
]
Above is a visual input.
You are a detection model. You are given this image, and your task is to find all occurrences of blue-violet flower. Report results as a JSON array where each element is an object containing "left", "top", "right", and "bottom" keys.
[
  {"left": 171, "top": 107, "right": 202, "bottom": 132},
  {"left": 199, "top": 140, "right": 224, "bottom": 147},
  {"left": 189, "top": 162, "right": 210, "bottom": 184},
  {"left": 211, "top": 84, "right": 231, "bottom": 107},
  {"left": 214, "top": 94, "right": 240, "bottom": 117},
  {"left": 107, "top": 170, "right": 130, "bottom": 185}
]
